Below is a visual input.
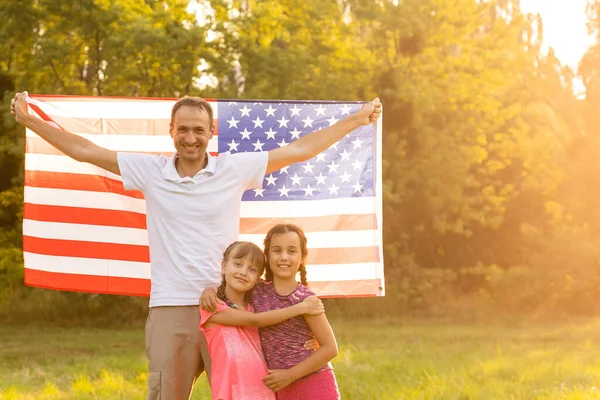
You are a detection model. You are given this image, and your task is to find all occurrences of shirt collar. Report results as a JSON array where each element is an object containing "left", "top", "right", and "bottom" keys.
[{"left": 161, "top": 152, "right": 217, "bottom": 182}]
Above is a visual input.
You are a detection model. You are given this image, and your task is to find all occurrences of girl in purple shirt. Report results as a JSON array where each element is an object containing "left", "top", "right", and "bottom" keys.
[{"left": 252, "top": 223, "right": 341, "bottom": 399}]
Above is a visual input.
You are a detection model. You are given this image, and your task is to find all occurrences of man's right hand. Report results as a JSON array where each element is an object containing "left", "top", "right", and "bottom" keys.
[
  {"left": 200, "top": 288, "right": 219, "bottom": 312},
  {"left": 301, "top": 296, "right": 325, "bottom": 316},
  {"left": 11, "top": 91, "right": 29, "bottom": 124}
]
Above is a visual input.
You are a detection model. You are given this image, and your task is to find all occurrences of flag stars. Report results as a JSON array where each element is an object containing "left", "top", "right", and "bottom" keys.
[
  {"left": 327, "top": 115, "right": 339, "bottom": 126},
  {"left": 265, "top": 174, "right": 278, "bottom": 186},
  {"left": 290, "top": 105, "right": 302, "bottom": 117},
  {"left": 340, "top": 170, "right": 352, "bottom": 183},
  {"left": 240, "top": 128, "right": 252, "bottom": 140},
  {"left": 227, "top": 139, "right": 239, "bottom": 152},
  {"left": 315, "top": 173, "right": 327, "bottom": 185},
  {"left": 290, "top": 128, "right": 302, "bottom": 140},
  {"left": 227, "top": 116, "right": 239, "bottom": 128},
  {"left": 252, "top": 117, "right": 265, "bottom": 128},
  {"left": 352, "top": 159, "right": 365, "bottom": 171},
  {"left": 340, "top": 104, "right": 352, "bottom": 115},
  {"left": 302, "top": 115, "right": 314, "bottom": 128},
  {"left": 352, "top": 182, "right": 364, "bottom": 193},
  {"left": 314, "top": 105, "right": 327, "bottom": 116},
  {"left": 265, "top": 105, "right": 277, "bottom": 117},
  {"left": 253, "top": 188, "right": 265, "bottom": 197},
  {"left": 303, "top": 184, "right": 315, "bottom": 196},
  {"left": 302, "top": 162, "right": 315, "bottom": 174},
  {"left": 352, "top": 137, "right": 363, "bottom": 149},
  {"left": 278, "top": 185, "right": 291, "bottom": 197},
  {"left": 327, "top": 161, "right": 339, "bottom": 173},
  {"left": 278, "top": 138, "right": 288, "bottom": 147},
  {"left": 277, "top": 116, "right": 290, "bottom": 128},
  {"left": 253, "top": 139, "right": 264, "bottom": 151},
  {"left": 340, "top": 149, "right": 352, "bottom": 161},
  {"left": 316, "top": 152, "right": 327, "bottom": 162},
  {"left": 279, "top": 166, "right": 289, "bottom": 174},
  {"left": 290, "top": 173, "right": 303, "bottom": 186},
  {"left": 265, "top": 128, "right": 277, "bottom": 140},
  {"left": 328, "top": 183, "right": 340, "bottom": 195},
  {"left": 240, "top": 105, "right": 252, "bottom": 117}
]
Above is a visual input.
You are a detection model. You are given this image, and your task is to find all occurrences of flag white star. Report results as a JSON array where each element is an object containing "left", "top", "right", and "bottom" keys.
[
  {"left": 352, "top": 182, "right": 363, "bottom": 193},
  {"left": 290, "top": 128, "right": 302, "bottom": 140},
  {"left": 302, "top": 162, "right": 315, "bottom": 174},
  {"left": 316, "top": 152, "right": 326, "bottom": 162},
  {"left": 227, "top": 116, "right": 239, "bottom": 128},
  {"left": 252, "top": 117, "right": 265, "bottom": 128},
  {"left": 278, "top": 185, "right": 291, "bottom": 197},
  {"left": 265, "top": 174, "right": 278, "bottom": 186},
  {"left": 227, "top": 139, "right": 239, "bottom": 152},
  {"left": 340, "top": 170, "right": 352, "bottom": 183},
  {"left": 253, "top": 139, "right": 264, "bottom": 151},
  {"left": 278, "top": 138, "right": 288, "bottom": 147},
  {"left": 315, "top": 173, "right": 327, "bottom": 185},
  {"left": 265, "top": 128, "right": 277, "bottom": 140},
  {"left": 328, "top": 183, "right": 340, "bottom": 195},
  {"left": 240, "top": 128, "right": 252, "bottom": 140},
  {"left": 228, "top": 102, "right": 237, "bottom": 106},
  {"left": 327, "top": 115, "right": 339, "bottom": 126},
  {"left": 303, "top": 184, "right": 315, "bottom": 196},
  {"left": 352, "top": 137, "right": 363, "bottom": 149},
  {"left": 352, "top": 159, "right": 365, "bottom": 171},
  {"left": 278, "top": 116, "right": 290, "bottom": 128},
  {"left": 340, "top": 149, "right": 352, "bottom": 161},
  {"left": 302, "top": 116, "right": 314, "bottom": 128},
  {"left": 265, "top": 105, "right": 277, "bottom": 117},
  {"left": 290, "top": 173, "right": 303, "bottom": 186},
  {"left": 315, "top": 105, "right": 327, "bottom": 116},
  {"left": 253, "top": 188, "right": 265, "bottom": 197},
  {"left": 279, "top": 166, "right": 289, "bottom": 174},
  {"left": 327, "top": 161, "right": 339, "bottom": 173},
  {"left": 240, "top": 105, "right": 252, "bottom": 117},
  {"left": 340, "top": 104, "right": 352, "bottom": 115},
  {"left": 329, "top": 142, "right": 338, "bottom": 151},
  {"left": 290, "top": 105, "right": 302, "bottom": 117}
]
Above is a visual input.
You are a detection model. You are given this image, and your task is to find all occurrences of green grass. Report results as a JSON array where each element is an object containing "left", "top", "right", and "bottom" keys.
[{"left": 2, "top": 318, "right": 600, "bottom": 399}]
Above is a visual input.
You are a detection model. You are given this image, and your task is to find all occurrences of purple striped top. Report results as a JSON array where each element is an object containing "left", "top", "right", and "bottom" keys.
[{"left": 251, "top": 280, "right": 332, "bottom": 373}]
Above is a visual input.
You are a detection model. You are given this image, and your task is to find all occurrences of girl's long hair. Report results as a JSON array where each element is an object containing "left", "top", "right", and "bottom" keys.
[
  {"left": 263, "top": 223, "right": 308, "bottom": 286},
  {"left": 217, "top": 241, "right": 266, "bottom": 303}
]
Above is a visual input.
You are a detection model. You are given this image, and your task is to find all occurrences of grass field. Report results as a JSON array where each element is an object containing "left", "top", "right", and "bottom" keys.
[{"left": 2, "top": 318, "right": 600, "bottom": 399}]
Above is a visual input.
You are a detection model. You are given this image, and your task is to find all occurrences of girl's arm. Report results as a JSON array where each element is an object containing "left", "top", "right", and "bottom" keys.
[
  {"left": 205, "top": 296, "right": 323, "bottom": 328},
  {"left": 262, "top": 313, "right": 338, "bottom": 392}
]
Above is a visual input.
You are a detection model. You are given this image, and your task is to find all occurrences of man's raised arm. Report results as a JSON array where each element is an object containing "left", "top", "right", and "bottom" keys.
[
  {"left": 11, "top": 92, "right": 120, "bottom": 175},
  {"left": 265, "top": 97, "right": 382, "bottom": 175}
]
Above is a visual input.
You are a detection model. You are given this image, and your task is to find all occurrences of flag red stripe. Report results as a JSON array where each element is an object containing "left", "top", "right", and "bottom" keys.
[
  {"left": 24, "top": 171, "right": 145, "bottom": 199},
  {"left": 31, "top": 94, "right": 217, "bottom": 102},
  {"left": 28, "top": 102, "right": 66, "bottom": 130},
  {"left": 24, "top": 268, "right": 380, "bottom": 298},
  {"left": 23, "top": 236, "right": 151, "bottom": 263},
  {"left": 23, "top": 202, "right": 376, "bottom": 233},
  {"left": 23, "top": 235, "right": 379, "bottom": 264}
]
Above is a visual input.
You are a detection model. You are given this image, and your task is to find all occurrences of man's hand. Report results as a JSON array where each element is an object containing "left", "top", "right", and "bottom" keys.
[
  {"left": 262, "top": 369, "right": 296, "bottom": 392},
  {"left": 300, "top": 296, "right": 324, "bottom": 316},
  {"left": 199, "top": 288, "right": 220, "bottom": 312},
  {"left": 11, "top": 91, "right": 29, "bottom": 124},
  {"left": 355, "top": 97, "right": 382, "bottom": 126}
]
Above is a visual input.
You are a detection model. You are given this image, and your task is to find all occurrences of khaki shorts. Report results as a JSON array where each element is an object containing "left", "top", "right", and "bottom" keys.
[{"left": 145, "top": 306, "right": 211, "bottom": 400}]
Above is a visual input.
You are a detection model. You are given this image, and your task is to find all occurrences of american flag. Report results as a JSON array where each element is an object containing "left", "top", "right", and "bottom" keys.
[{"left": 22, "top": 95, "right": 384, "bottom": 297}]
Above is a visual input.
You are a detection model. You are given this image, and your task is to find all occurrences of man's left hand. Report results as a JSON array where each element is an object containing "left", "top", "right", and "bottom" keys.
[{"left": 356, "top": 97, "right": 382, "bottom": 126}]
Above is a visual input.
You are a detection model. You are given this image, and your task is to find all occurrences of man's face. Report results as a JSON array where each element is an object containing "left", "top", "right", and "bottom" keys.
[{"left": 169, "top": 106, "right": 213, "bottom": 163}]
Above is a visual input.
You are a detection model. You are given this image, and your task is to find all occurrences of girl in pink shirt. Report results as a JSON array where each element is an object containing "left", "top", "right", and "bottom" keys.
[{"left": 199, "top": 241, "right": 324, "bottom": 400}]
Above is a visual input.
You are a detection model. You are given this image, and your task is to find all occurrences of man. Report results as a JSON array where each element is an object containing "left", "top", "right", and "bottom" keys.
[{"left": 11, "top": 92, "right": 382, "bottom": 399}]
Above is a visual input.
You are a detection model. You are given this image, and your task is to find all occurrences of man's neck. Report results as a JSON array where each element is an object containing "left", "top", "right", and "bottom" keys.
[{"left": 175, "top": 154, "right": 208, "bottom": 178}]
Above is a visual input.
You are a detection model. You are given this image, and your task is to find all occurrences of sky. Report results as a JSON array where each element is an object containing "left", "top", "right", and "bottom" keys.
[{"left": 520, "top": 0, "right": 595, "bottom": 69}]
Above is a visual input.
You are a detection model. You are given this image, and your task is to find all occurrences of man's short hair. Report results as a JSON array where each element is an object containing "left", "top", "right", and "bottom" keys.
[{"left": 171, "top": 96, "right": 214, "bottom": 129}]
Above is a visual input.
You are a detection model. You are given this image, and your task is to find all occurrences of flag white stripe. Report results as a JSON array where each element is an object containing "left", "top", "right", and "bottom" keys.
[
  {"left": 29, "top": 97, "right": 219, "bottom": 119},
  {"left": 23, "top": 219, "right": 378, "bottom": 248},
  {"left": 24, "top": 187, "right": 377, "bottom": 217},
  {"left": 23, "top": 252, "right": 377, "bottom": 281}
]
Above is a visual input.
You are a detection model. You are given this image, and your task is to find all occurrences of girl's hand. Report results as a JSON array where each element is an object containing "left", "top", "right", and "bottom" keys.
[
  {"left": 300, "top": 296, "right": 324, "bottom": 316},
  {"left": 303, "top": 337, "right": 320, "bottom": 351},
  {"left": 199, "top": 288, "right": 219, "bottom": 312},
  {"left": 262, "top": 369, "right": 296, "bottom": 392}
]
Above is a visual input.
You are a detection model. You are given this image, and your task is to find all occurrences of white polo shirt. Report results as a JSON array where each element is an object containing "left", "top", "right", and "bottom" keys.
[{"left": 117, "top": 151, "right": 268, "bottom": 307}]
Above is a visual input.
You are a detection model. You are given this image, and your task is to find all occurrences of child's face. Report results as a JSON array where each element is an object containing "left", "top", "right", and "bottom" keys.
[
  {"left": 267, "top": 231, "right": 305, "bottom": 280},
  {"left": 222, "top": 255, "right": 262, "bottom": 294}
]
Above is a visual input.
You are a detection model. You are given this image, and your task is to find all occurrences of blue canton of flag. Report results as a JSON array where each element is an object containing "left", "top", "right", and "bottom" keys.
[{"left": 217, "top": 101, "right": 376, "bottom": 201}]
